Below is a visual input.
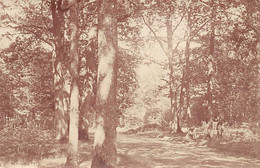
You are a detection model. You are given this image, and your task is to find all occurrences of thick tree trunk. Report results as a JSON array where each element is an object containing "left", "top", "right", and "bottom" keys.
[
  {"left": 91, "top": 0, "right": 118, "bottom": 167},
  {"left": 51, "top": 0, "right": 69, "bottom": 141},
  {"left": 66, "top": 1, "right": 79, "bottom": 167}
]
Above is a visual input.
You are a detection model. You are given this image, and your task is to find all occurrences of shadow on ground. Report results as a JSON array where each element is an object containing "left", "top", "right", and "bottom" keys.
[
  {"left": 116, "top": 133, "right": 260, "bottom": 168},
  {"left": 1, "top": 129, "right": 260, "bottom": 168}
]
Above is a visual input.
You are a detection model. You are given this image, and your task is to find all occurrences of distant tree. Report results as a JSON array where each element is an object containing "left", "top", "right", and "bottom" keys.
[
  {"left": 137, "top": 0, "right": 185, "bottom": 132},
  {"left": 91, "top": 0, "right": 118, "bottom": 167}
]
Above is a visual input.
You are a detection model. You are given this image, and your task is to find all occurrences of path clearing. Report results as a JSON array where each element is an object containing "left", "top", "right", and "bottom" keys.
[{"left": 116, "top": 133, "right": 260, "bottom": 168}]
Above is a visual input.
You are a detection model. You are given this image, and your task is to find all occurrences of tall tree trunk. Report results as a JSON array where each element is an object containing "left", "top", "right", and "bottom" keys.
[
  {"left": 206, "top": 0, "right": 216, "bottom": 138},
  {"left": 185, "top": 8, "right": 191, "bottom": 128},
  {"left": 185, "top": 41, "right": 191, "bottom": 127},
  {"left": 51, "top": 0, "right": 69, "bottom": 141},
  {"left": 166, "top": 16, "right": 182, "bottom": 133},
  {"left": 91, "top": 0, "right": 118, "bottom": 167},
  {"left": 66, "top": 1, "right": 79, "bottom": 167},
  {"left": 178, "top": 69, "right": 185, "bottom": 133}
]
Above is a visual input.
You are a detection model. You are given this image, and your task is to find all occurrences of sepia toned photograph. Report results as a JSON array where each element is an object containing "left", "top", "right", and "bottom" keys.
[{"left": 0, "top": 0, "right": 259, "bottom": 167}]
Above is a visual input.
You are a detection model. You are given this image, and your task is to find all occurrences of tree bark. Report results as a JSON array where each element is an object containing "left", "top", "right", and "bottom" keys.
[
  {"left": 185, "top": 8, "right": 191, "bottom": 128},
  {"left": 166, "top": 15, "right": 182, "bottom": 133},
  {"left": 66, "top": 1, "right": 79, "bottom": 167},
  {"left": 206, "top": 0, "right": 216, "bottom": 137},
  {"left": 91, "top": 0, "right": 118, "bottom": 167},
  {"left": 185, "top": 40, "right": 191, "bottom": 128},
  {"left": 166, "top": 17, "right": 174, "bottom": 131},
  {"left": 51, "top": 0, "right": 69, "bottom": 141}
]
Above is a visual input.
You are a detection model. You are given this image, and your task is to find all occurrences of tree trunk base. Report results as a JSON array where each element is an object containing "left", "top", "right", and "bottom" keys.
[
  {"left": 91, "top": 155, "right": 113, "bottom": 168},
  {"left": 176, "top": 126, "right": 183, "bottom": 133},
  {"left": 176, "top": 119, "right": 182, "bottom": 133},
  {"left": 66, "top": 151, "right": 78, "bottom": 168}
]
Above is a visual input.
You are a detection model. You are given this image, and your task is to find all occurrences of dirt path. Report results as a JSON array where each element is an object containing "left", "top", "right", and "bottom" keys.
[{"left": 116, "top": 133, "right": 260, "bottom": 168}]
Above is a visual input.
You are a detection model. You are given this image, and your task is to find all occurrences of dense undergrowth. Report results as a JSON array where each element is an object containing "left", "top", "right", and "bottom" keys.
[{"left": 0, "top": 127, "right": 66, "bottom": 165}]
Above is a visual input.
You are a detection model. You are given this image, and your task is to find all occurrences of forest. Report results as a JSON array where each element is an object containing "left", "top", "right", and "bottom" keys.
[{"left": 0, "top": 0, "right": 259, "bottom": 167}]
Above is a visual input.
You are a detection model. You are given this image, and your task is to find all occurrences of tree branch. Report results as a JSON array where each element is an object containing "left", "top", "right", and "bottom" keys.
[
  {"left": 190, "top": 19, "right": 210, "bottom": 39},
  {"left": 172, "top": 7, "right": 187, "bottom": 34},
  {"left": 16, "top": 26, "right": 53, "bottom": 47},
  {"left": 141, "top": 14, "right": 168, "bottom": 57}
]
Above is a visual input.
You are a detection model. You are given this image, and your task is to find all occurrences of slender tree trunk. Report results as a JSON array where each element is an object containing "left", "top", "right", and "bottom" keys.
[
  {"left": 177, "top": 69, "right": 185, "bottom": 133},
  {"left": 185, "top": 41, "right": 191, "bottom": 127},
  {"left": 206, "top": 0, "right": 216, "bottom": 138},
  {"left": 51, "top": 0, "right": 69, "bottom": 141},
  {"left": 91, "top": 0, "right": 118, "bottom": 167},
  {"left": 185, "top": 9, "right": 191, "bottom": 128},
  {"left": 166, "top": 16, "right": 182, "bottom": 133},
  {"left": 173, "top": 90, "right": 179, "bottom": 131},
  {"left": 66, "top": 1, "right": 79, "bottom": 167},
  {"left": 207, "top": 0, "right": 216, "bottom": 121}
]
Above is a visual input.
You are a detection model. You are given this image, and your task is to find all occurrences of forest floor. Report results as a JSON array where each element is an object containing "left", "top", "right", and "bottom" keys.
[{"left": 0, "top": 126, "right": 260, "bottom": 168}]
